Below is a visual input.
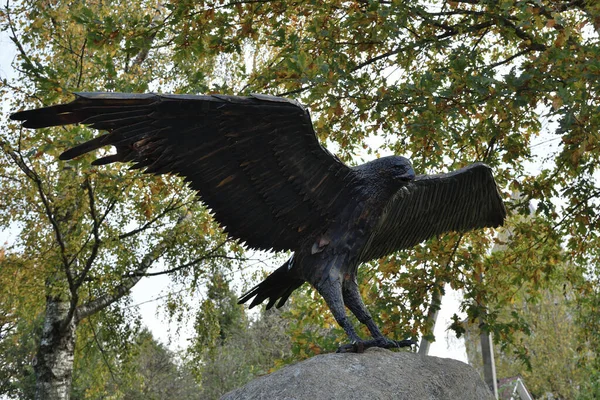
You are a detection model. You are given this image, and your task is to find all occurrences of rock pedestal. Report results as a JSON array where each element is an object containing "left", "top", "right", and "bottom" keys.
[{"left": 221, "top": 347, "right": 493, "bottom": 400}]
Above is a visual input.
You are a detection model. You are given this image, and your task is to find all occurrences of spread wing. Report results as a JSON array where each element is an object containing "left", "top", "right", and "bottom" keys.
[
  {"left": 11, "top": 92, "right": 357, "bottom": 252},
  {"left": 359, "top": 163, "right": 506, "bottom": 262}
]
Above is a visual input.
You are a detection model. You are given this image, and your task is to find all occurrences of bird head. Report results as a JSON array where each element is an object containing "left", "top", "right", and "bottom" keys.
[
  {"left": 388, "top": 156, "right": 416, "bottom": 184},
  {"left": 353, "top": 155, "right": 416, "bottom": 188}
]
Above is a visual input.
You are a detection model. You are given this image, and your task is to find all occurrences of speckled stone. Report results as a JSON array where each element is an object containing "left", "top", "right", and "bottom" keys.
[{"left": 221, "top": 348, "right": 494, "bottom": 400}]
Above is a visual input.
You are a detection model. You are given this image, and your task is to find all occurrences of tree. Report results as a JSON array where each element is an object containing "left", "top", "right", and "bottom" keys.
[
  {"left": 188, "top": 271, "right": 293, "bottom": 399},
  {"left": 0, "top": 248, "right": 43, "bottom": 398},
  {"left": 0, "top": 2, "right": 241, "bottom": 398},
  {"left": 1, "top": 0, "right": 600, "bottom": 397},
  {"left": 109, "top": 328, "right": 199, "bottom": 400},
  {"left": 69, "top": 306, "right": 143, "bottom": 399},
  {"left": 68, "top": 319, "right": 199, "bottom": 399},
  {"left": 572, "top": 249, "right": 600, "bottom": 399},
  {"left": 0, "top": 137, "right": 232, "bottom": 399},
  {"left": 464, "top": 279, "right": 588, "bottom": 398}
]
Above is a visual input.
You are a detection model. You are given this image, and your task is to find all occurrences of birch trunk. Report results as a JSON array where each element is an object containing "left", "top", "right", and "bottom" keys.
[{"left": 34, "top": 297, "right": 76, "bottom": 400}]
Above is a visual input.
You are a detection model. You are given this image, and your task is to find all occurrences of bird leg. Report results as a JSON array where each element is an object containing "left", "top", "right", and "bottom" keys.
[
  {"left": 315, "top": 278, "right": 364, "bottom": 348},
  {"left": 337, "top": 280, "right": 416, "bottom": 353}
]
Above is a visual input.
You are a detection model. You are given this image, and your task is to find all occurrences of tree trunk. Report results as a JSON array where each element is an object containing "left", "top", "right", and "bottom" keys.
[
  {"left": 418, "top": 282, "right": 442, "bottom": 355},
  {"left": 34, "top": 297, "right": 76, "bottom": 400}
]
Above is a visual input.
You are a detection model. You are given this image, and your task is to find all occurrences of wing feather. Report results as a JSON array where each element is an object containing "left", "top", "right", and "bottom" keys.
[
  {"left": 11, "top": 92, "right": 356, "bottom": 252},
  {"left": 359, "top": 163, "right": 506, "bottom": 262}
]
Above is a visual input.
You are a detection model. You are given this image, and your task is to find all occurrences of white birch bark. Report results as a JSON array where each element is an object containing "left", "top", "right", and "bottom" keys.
[{"left": 34, "top": 299, "right": 76, "bottom": 400}]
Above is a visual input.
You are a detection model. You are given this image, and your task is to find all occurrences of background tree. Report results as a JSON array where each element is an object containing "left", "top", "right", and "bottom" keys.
[
  {"left": 0, "top": 249, "right": 42, "bottom": 398},
  {"left": 103, "top": 328, "right": 199, "bottom": 400},
  {"left": 69, "top": 321, "right": 199, "bottom": 399},
  {"left": 1, "top": 0, "right": 600, "bottom": 398},
  {"left": 464, "top": 278, "right": 589, "bottom": 399},
  {"left": 0, "top": 1, "right": 241, "bottom": 398},
  {"left": 187, "top": 270, "right": 292, "bottom": 399}
]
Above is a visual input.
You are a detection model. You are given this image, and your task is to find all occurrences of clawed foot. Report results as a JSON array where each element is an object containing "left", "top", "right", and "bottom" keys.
[{"left": 336, "top": 337, "right": 417, "bottom": 353}]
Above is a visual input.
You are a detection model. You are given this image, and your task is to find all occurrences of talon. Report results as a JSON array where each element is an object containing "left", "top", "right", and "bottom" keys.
[
  {"left": 354, "top": 341, "right": 365, "bottom": 353},
  {"left": 337, "top": 340, "right": 366, "bottom": 353},
  {"left": 337, "top": 343, "right": 351, "bottom": 353},
  {"left": 395, "top": 339, "right": 417, "bottom": 348},
  {"left": 337, "top": 337, "right": 415, "bottom": 353}
]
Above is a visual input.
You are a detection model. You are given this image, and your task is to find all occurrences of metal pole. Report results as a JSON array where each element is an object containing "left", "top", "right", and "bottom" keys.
[{"left": 479, "top": 323, "right": 498, "bottom": 398}]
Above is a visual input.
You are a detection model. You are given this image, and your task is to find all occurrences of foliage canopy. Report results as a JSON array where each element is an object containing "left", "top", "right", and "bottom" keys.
[{"left": 1, "top": 0, "right": 600, "bottom": 398}]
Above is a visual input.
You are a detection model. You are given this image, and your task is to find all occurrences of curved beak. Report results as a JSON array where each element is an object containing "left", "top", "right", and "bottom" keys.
[{"left": 399, "top": 170, "right": 416, "bottom": 182}]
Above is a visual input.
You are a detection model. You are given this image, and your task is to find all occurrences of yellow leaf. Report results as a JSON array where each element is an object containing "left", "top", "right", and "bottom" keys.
[{"left": 552, "top": 96, "right": 562, "bottom": 111}]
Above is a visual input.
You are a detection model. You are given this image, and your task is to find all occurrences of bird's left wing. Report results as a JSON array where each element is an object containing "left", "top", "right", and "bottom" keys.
[
  {"left": 10, "top": 92, "right": 356, "bottom": 252},
  {"left": 359, "top": 163, "right": 506, "bottom": 262}
]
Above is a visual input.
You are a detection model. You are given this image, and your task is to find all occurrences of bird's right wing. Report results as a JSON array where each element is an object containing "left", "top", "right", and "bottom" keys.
[
  {"left": 359, "top": 163, "right": 506, "bottom": 262},
  {"left": 10, "top": 92, "right": 357, "bottom": 252}
]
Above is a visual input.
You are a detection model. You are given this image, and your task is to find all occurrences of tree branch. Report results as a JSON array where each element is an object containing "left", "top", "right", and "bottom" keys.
[
  {"left": 122, "top": 239, "right": 232, "bottom": 277},
  {"left": 67, "top": 193, "right": 117, "bottom": 274},
  {"left": 130, "top": 5, "right": 163, "bottom": 69},
  {"left": 75, "top": 211, "right": 191, "bottom": 322},
  {"left": 76, "top": 38, "right": 87, "bottom": 89},
  {"left": 495, "top": 15, "right": 547, "bottom": 51},
  {"left": 484, "top": 48, "right": 535, "bottom": 71},
  {"left": 118, "top": 197, "right": 186, "bottom": 239},
  {"left": 73, "top": 177, "right": 101, "bottom": 290},
  {"left": 1, "top": 140, "right": 84, "bottom": 332},
  {"left": 88, "top": 317, "right": 119, "bottom": 384},
  {"left": 98, "top": 197, "right": 118, "bottom": 227},
  {"left": 1, "top": 141, "right": 74, "bottom": 290},
  {"left": 277, "top": 21, "right": 495, "bottom": 97},
  {"left": 5, "top": 0, "right": 46, "bottom": 81}
]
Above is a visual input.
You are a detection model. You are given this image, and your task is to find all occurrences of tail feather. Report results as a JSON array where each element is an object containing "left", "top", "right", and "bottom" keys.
[{"left": 238, "top": 257, "right": 304, "bottom": 310}]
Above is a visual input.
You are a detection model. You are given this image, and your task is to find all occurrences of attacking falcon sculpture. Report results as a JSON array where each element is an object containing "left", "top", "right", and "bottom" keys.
[{"left": 11, "top": 92, "right": 506, "bottom": 352}]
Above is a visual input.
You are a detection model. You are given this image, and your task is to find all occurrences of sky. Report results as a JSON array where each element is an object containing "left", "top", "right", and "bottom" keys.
[{"left": 0, "top": 25, "right": 505, "bottom": 364}]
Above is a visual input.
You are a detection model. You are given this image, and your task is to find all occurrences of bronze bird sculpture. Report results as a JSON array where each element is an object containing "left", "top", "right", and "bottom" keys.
[{"left": 11, "top": 92, "right": 506, "bottom": 352}]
